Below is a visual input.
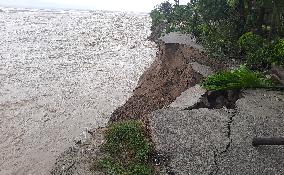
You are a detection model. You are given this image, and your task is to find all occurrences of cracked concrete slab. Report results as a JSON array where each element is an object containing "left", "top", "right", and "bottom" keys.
[
  {"left": 217, "top": 90, "right": 284, "bottom": 175},
  {"left": 150, "top": 107, "right": 233, "bottom": 174},
  {"left": 150, "top": 90, "right": 284, "bottom": 175},
  {"left": 190, "top": 62, "right": 214, "bottom": 77},
  {"left": 161, "top": 32, "right": 204, "bottom": 51},
  {"left": 169, "top": 85, "right": 206, "bottom": 109}
]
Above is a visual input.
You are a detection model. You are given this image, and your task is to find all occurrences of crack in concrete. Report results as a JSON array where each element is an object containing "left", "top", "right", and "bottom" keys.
[
  {"left": 209, "top": 151, "right": 219, "bottom": 175},
  {"left": 210, "top": 110, "right": 237, "bottom": 175}
]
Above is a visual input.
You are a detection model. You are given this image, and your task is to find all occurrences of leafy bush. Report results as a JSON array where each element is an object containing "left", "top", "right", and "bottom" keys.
[
  {"left": 150, "top": 9, "right": 166, "bottom": 31},
  {"left": 202, "top": 65, "right": 274, "bottom": 90},
  {"left": 150, "top": 0, "right": 243, "bottom": 59},
  {"left": 150, "top": 0, "right": 284, "bottom": 61},
  {"left": 270, "top": 39, "right": 284, "bottom": 67},
  {"left": 238, "top": 32, "right": 265, "bottom": 52},
  {"left": 246, "top": 46, "right": 272, "bottom": 70},
  {"left": 238, "top": 32, "right": 269, "bottom": 69},
  {"left": 150, "top": 1, "right": 198, "bottom": 38},
  {"left": 98, "top": 120, "right": 154, "bottom": 175},
  {"left": 238, "top": 32, "right": 284, "bottom": 69}
]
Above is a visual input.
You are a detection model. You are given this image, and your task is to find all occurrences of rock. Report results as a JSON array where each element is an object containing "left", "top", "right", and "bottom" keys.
[{"left": 271, "top": 65, "right": 284, "bottom": 85}]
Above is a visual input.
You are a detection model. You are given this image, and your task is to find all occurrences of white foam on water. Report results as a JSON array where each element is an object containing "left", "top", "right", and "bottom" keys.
[{"left": 0, "top": 8, "right": 157, "bottom": 174}]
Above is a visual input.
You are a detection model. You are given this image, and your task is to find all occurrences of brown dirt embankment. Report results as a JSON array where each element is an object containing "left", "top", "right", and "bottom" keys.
[
  {"left": 51, "top": 39, "right": 229, "bottom": 175},
  {"left": 110, "top": 42, "right": 223, "bottom": 122}
]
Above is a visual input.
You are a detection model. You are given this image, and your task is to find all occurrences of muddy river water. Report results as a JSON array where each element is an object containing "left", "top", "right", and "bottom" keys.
[{"left": 0, "top": 8, "right": 156, "bottom": 174}]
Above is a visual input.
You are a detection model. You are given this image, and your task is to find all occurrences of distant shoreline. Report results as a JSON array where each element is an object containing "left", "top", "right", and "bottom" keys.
[{"left": 0, "top": 5, "right": 150, "bottom": 14}]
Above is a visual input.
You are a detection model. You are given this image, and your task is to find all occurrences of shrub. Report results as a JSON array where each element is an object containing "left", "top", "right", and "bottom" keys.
[
  {"left": 238, "top": 32, "right": 284, "bottom": 69},
  {"left": 98, "top": 120, "right": 154, "bottom": 175},
  {"left": 238, "top": 32, "right": 265, "bottom": 52},
  {"left": 245, "top": 46, "right": 271, "bottom": 70},
  {"left": 270, "top": 39, "right": 284, "bottom": 67},
  {"left": 150, "top": 9, "right": 165, "bottom": 29},
  {"left": 202, "top": 65, "right": 275, "bottom": 90}
]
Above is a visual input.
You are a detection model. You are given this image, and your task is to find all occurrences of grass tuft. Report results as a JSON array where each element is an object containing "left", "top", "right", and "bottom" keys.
[{"left": 98, "top": 120, "right": 154, "bottom": 175}]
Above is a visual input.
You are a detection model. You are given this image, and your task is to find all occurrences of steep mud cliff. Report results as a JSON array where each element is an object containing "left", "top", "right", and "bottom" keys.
[{"left": 110, "top": 41, "right": 221, "bottom": 122}]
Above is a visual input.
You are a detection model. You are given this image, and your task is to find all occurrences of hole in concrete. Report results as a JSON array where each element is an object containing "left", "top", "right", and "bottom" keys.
[
  {"left": 151, "top": 151, "right": 170, "bottom": 166},
  {"left": 185, "top": 89, "right": 242, "bottom": 110},
  {"left": 151, "top": 151, "right": 176, "bottom": 175}
]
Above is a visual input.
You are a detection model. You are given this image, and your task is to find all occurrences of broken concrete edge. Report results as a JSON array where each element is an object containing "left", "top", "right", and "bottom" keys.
[
  {"left": 51, "top": 128, "right": 106, "bottom": 175},
  {"left": 51, "top": 120, "right": 161, "bottom": 175},
  {"left": 50, "top": 39, "right": 214, "bottom": 175},
  {"left": 170, "top": 84, "right": 243, "bottom": 110},
  {"left": 50, "top": 86, "right": 282, "bottom": 174},
  {"left": 160, "top": 32, "right": 205, "bottom": 52},
  {"left": 109, "top": 41, "right": 209, "bottom": 123},
  {"left": 149, "top": 89, "right": 284, "bottom": 175},
  {"left": 149, "top": 107, "right": 234, "bottom": 175},
  {"left": 50, "top": 87, "right": 243, "bottom": 174},
  {"left": 50, "top": 35, "right": 247, "bottom": 174}
]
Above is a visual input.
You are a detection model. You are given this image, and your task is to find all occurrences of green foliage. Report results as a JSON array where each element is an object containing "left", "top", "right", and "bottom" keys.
[
  {"left": 150, "top": 1, "right": 197, "bottom": 37},
  {"left": 98, "top": 120, "right": 154, "bottom": 175},
  {"left": 202, "top": 65, "right": 274, "bottom": 90},
  {"left": 238, "top": 32, "right": 265, "bottom": 52},
  {"left": 150, "top": 0, "right": 284, "bottom": 60},
  {"left": 150, "top": 0, "right": 244, "bottom": 59},
  {"left": 104, "top": 120, "right": 151, "bottom": 162},
  {"left": 245, "top": 47, "right": 271, "bottom": 70},
  {"left": 238, "top": 32, "right": 284, "bottom": 69},
  {"left": 270, "top": 39, "right": 284, "bottom": 66},
  {"left": 238, "top": 32, "right": 270, "bottom": 69},
  {"left": 150, "top": 9, "right": 165, "bottom": 31},
  {"left": 99, "top": 159, "right": 153, "bottom": 175}
]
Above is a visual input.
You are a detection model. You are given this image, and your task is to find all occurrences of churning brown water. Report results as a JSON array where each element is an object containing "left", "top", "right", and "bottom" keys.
[{"left": 0, "top": 8, "right": 156, "bottom": 174}]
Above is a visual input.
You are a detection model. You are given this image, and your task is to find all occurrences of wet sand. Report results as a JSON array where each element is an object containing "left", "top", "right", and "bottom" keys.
[{"left": 0, "top": 8, "right": 156, "bottom": 174}]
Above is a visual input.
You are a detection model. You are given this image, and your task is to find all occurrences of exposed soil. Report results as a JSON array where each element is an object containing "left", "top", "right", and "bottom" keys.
[
  {"left": 110, "top": 42, "right": 220, "bottom": 122},
  {"left": 50, "top": 33, "right": 243, "bottom": 174}
]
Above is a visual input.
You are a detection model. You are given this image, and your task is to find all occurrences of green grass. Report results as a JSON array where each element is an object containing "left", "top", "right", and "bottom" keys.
[
  {"left": 202, "top": 65, "right": 275, "bottom": 91},
  {"left": 98, "top": 120, "right": 154, "bottom": 175}
]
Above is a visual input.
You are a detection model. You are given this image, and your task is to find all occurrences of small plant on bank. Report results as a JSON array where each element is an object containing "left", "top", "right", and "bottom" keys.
[
  {"left": 98, "top": 120, "right": 154, "bottom": 175},
  {"left": 202, "top": 65, "right": 275, "bottom": 91}
]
